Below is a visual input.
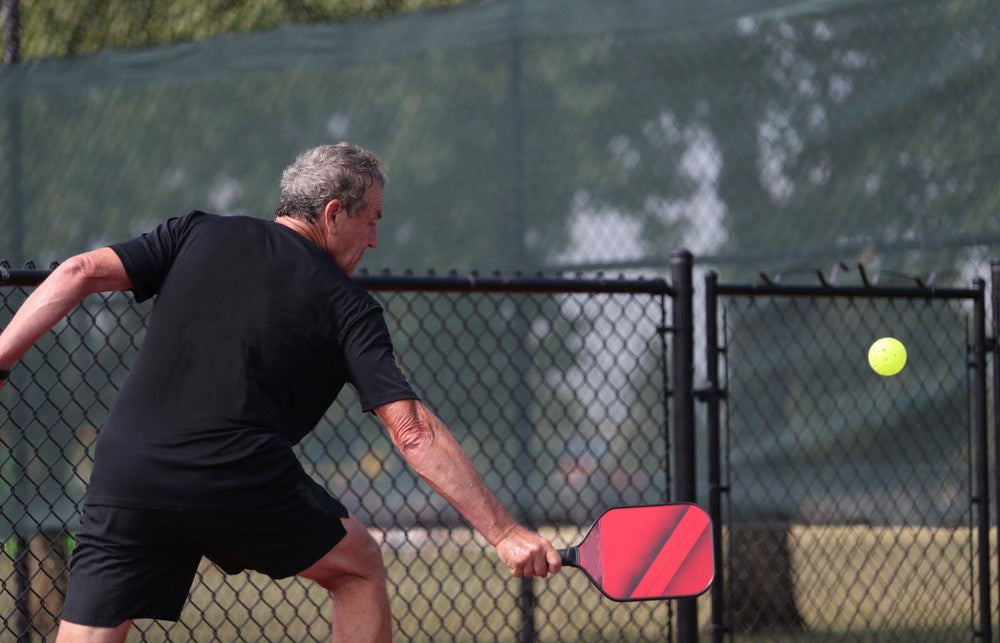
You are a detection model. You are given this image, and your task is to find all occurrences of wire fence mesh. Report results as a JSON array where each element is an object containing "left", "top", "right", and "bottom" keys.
[
  {"left": 3, "top": 264, "right": 999, "bottom": 641},
  {"left": 709, "top": 287, "right": 992, "bottom": 641},
  {"left": 0, "top": 274, "right": 674, "bottom": 642}
]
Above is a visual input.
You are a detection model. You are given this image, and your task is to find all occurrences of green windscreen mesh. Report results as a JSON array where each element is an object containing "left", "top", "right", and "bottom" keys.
[{"left": 1, "top": 0, "right": 998, "bottom": 284}]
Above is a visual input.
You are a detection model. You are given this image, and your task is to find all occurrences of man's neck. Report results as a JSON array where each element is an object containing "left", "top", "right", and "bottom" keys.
[{"left": 275, "top": 215, "right": 324, "bottom": 248}]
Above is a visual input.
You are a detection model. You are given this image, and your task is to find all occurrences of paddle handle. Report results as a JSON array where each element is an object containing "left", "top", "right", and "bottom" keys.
[{"left": 557, "top": 546, "right": 578, "bottom": 566}]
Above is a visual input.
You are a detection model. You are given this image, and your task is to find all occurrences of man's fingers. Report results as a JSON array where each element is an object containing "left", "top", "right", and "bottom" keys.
[
  {"left": 496, "top": 527, "right": 564, "bottom": 578},
  {"left": 518, "top": 548, "right": 560, "bottom": 578},
  {"left": 532, "top": 553, "right": 549, "bottom": 577},
  {"left": 546, "top": 547, "right": 563, "bottom": 574}
]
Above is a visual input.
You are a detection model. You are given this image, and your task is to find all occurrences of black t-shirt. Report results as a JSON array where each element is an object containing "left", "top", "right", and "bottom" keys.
[{"left": 85, "top": 211, "right": 417, "bottom": 510}]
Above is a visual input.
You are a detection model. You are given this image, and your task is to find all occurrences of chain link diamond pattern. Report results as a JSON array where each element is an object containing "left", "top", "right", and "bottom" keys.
[{"left": 1, "top": 279, "right": 672, "bottom": 641}]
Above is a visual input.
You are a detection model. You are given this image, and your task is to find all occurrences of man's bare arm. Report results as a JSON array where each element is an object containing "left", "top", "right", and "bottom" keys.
[
  {"left": 0, "top": 248, "right": 131, "bottom": 388},
  {"left": 374, "top": 398, "right": 561, "bottom": 578}
]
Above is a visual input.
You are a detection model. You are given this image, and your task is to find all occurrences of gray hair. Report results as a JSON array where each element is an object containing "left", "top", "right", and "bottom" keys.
[{"left": 274, "top": 142, "right": 386, "bottom": 222}]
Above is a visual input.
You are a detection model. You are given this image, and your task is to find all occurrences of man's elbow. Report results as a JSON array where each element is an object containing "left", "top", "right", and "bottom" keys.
[
  {"left": 53, "top": 249, "right": 129, "bottom": 294},
  {"left": 392, "top": 421, "right": 435, "bottom": 457},
  {"left": 48, "top": 254, "right": 96, "bottom": 295},
  {"left": 53, "top": 254, "right": 88, "bottom": 278}
]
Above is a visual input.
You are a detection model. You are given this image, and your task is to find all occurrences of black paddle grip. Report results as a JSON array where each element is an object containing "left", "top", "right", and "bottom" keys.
[{"left": 558, "top": 547, "right": 578, "bottom": 566}]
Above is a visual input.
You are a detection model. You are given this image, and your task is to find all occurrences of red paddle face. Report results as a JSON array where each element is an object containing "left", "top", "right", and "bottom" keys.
[{"left": 574, "top": 503, "right": 714, "bottom": 601}]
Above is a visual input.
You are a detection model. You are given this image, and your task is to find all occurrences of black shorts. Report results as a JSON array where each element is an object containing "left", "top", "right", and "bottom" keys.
[{"left": 60, "top": 477, "right": 349, "bottom": 628}]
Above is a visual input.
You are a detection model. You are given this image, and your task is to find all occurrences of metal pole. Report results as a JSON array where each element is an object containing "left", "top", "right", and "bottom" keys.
[
  {"left": 670, "top": 249, "right": 697, "bottom": 642},
  {"left": 971, "top": 278, "right": 991, "bottom": 642},
  {"left": 704, "top": 271, "right": 727, "bottom": 643},
  {"left": 990, "top": 260, "right": 1000, "bottom": 641},
  {"left": 3, "top": 6, "right": 30, "bottom": 640},
  {"left": 505, "top": 1, "right": 538, "bottom": 639},
  {"left": 5, "top": 87, "right": 24, "bottom": 268},
  {"left": 3, "top": 0, "right": 21, "bottom": 64},
  {"left": 4, "top": 0, "right": 25, "bottom": 266}
]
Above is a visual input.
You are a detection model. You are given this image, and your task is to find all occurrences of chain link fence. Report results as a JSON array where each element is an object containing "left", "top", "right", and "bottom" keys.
[
  {"left": 703, "top": 275, "right": 995, "bottom": 641},
  {"left": 4, "top": 257, "right": 1000, "bottom": 641},
  {"left": 0, "top": 269, "right": 677, "bottom": 642}
]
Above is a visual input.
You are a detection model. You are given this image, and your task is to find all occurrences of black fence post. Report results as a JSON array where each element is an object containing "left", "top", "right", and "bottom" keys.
[
  {"left": 993, "top": 261, "right": 1000, "bottom": 629},
  {"left": 670, "top": 249, "right": 697, "bottom": 642},
  {"left": 704, "top": 271, "right": 726, "bottom": 643},
  {"left": 2, "top": 289, "right": 31, "bottom": 642},
  {"left": 12, "top": 532, "right": 29, "bottom": 643},
  {"left": 512, "top": 305, "right": 539, "bottom": 643},
  {"left": 971, "top": 278, "right": 992, "bottom": 641}
]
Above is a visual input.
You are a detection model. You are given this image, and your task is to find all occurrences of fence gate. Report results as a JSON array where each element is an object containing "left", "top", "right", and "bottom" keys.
[{"left": 702, "top": 273, "right": 993, "bottom": 642}]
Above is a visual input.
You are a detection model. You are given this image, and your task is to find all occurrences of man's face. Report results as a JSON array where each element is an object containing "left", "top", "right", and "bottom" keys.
[{"left": 326, "top": 183, "right": 382, "bottom": 276}]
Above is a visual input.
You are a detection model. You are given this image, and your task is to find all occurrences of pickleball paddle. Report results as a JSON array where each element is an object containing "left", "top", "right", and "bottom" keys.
[{"left": 557, "top": 503, "right": 714, "bottom": 601}]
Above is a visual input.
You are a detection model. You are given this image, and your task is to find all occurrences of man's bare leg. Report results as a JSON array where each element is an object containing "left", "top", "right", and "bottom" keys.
[
  {"left": 55, "top": 619, "right": 132, "bottom": 643},
  {"left": 298, "top": 515, "right": 391, "bottom": 643}
]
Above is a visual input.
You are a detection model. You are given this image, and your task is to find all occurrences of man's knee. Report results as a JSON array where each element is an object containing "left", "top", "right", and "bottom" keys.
[
  {"left": 340, "top": 527, "right": 385, "bottom": 583},
  {"left": 299, "top": 516, "right": 386, "bottom": 590},
  {"left": 56, "top": 619, "right": 132, "bottom": 643}
]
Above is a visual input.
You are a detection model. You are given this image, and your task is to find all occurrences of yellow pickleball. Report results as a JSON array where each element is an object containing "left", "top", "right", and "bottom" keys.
[{"left": 868, "top": 337, "right": 906, "bottom": 376}]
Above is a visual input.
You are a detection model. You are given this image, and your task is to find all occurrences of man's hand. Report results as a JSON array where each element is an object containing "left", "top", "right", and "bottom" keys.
[{"left": 495, "top": 525, "right": 563, "bottom": 578}]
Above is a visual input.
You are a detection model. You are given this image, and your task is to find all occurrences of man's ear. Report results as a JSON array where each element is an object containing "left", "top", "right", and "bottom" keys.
[{"left": 322, "top": 199, "right": 343, "bottom": 228}]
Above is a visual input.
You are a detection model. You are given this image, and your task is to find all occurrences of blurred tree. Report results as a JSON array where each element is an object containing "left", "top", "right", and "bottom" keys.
[
  {"left": 7, "top": 0, "right": 472, "bottom": 60},
  {"left": 3, "top": 0, "right": 996, "bottom": 278}
]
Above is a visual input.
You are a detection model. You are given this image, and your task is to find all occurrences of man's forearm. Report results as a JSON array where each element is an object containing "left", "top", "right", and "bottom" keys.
[
  {"left": 376, "top": 398, "right": 561, "bottom": 578},
  {"left": 377, "top": 400, "right": 520, "bottom": 546},
  {"left": 0, "top": 270, "right": 85, "bottom": 370},
  {"left": 0, "top": 249, "right": 130, "bottom": 372}
]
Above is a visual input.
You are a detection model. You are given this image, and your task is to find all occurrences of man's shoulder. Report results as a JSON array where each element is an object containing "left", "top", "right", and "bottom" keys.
[
  {"left": 184, "top": 211, "right": 263, "bottom": 229},
  {"left": 178, "top": 212, "right": 283, "bottom": 247}
]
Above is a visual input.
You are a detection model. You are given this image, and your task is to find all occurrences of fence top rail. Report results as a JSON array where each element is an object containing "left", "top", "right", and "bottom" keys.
[
  {"left": 711, "top": 280, "right": 981, "bottom": 301},
  {"left": 357, "top": 272, "right": 673, "bottom": 295},
  {"left": 0, "top": 268, "right": 52, "bottom": 287},
  {"left": 0, "top": 266, "right": 673, "bottom": 296}
]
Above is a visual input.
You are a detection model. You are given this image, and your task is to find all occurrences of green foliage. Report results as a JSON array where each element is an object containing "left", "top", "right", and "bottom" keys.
[{"left": 13, "top": 0, "right": 472, "bottom": 60}]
